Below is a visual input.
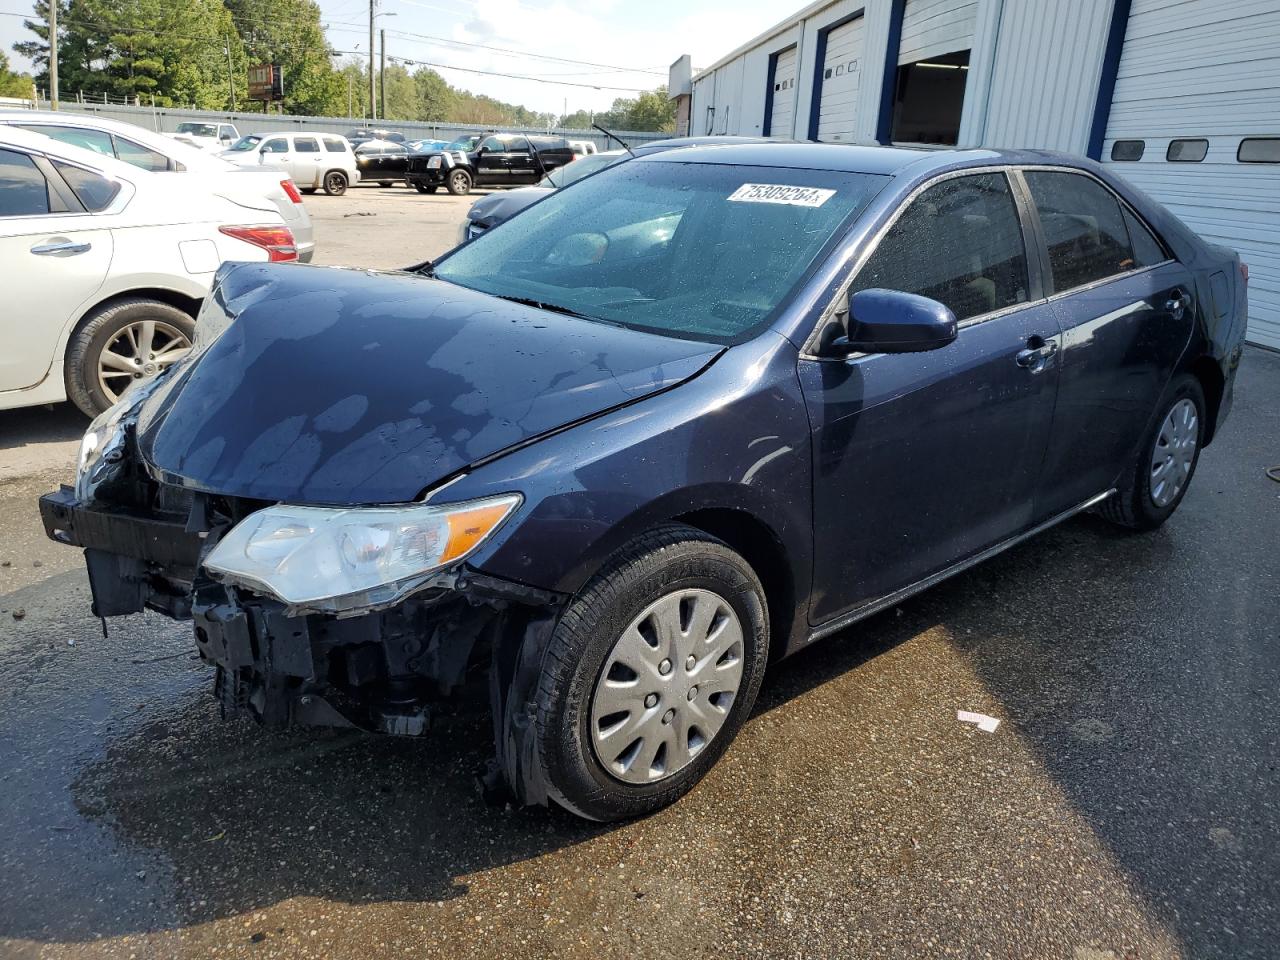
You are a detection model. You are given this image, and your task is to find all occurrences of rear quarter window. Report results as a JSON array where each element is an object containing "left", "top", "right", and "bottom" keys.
[
  {"left": 52, "top": 161, "right": 120, "bottom": 212},
  {"left": 323, "top": 137, "right": 348, "bottom": 153}
]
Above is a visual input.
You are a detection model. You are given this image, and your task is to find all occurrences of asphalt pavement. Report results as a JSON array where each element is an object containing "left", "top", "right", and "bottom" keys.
[{"left": 0, "top": 195, "right": 1276, "bottom": 958}]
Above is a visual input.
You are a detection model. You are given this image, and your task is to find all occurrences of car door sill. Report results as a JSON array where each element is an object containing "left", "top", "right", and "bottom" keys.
[{"left": 803, "top": 488, "right": 1116, "bottom": 647}]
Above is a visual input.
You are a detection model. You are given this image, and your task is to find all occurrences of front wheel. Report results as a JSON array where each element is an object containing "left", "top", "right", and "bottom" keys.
[
  {"left": 528, "top": 525, "right": 769, "bottom": 821},
  {"left": 65, "top": 298, "right": 195, "bottom": 416},
  {"left": 322, "top": 170, "right": 348, "bottom": 196},
  {"left": 447, "top": 169, "right": 472, "bottom": 196},
  {"left": 1100, "top": 374, "right": 1206, "bottom": 531}
]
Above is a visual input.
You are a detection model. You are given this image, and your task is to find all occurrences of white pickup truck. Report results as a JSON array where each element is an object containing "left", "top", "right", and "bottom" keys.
[{"left": 169, "top": 121, "right": 240, "bottom": 151}]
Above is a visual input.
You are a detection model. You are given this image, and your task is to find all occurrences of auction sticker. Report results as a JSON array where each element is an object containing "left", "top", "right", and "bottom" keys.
[{"left": 727, "top": 183, "right": 836, "bottom": 207}]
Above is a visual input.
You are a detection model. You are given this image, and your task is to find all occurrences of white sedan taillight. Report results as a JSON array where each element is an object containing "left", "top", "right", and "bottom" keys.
[{"left": 219, "top": 225, "right": 297, "bottom": 262}]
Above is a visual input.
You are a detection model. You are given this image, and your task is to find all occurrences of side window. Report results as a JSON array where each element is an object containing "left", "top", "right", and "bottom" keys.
[
  {"left": 18, "top": 124, "right": 114, "bottom": 157},
  {"left": 1121, "top": 207, "right": 1166, "bottom": 268},
  {"left": 219, "top": 125, "right": 236, "bottom": 140},
  {"left": 323, "top": 137, "right": 347, "bottom": 153},
  {"left": 113, "top": 136, "right": 171, "bottom": 172},
  {"left": 480, "top": 136, "right": 507, "bottom": 153},
  {"left": 1166, "top": 138, "right": 1208, "bottom": 162},
  {"left": 294, "top": 137, "right": 320, "bottom": 153},
  {"left": 52, "top": 161, "right": 120, "bottom": 212},
  {"left": 1023, "top": 171, "right": 1135, "bottom": 292},
  {"left": 1110, "top": 139, "right": 1145, "bottom": 161},
  {"left": 852, "top": 172, "right": 1029, "bottom": 322},
  {"left": 0, "top": 148, "right": 51, "bottom": 216},
  {"left": 261, "top": 138, "right": 289, "bottom": 154}
]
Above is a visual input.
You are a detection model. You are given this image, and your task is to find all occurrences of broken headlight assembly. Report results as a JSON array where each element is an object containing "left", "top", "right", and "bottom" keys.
[
  {"left": 75, "top": 376, "right": 167, "bottom": 503},
  {"left": 202, "top": 493, "right": 522, "bottom": 613}
]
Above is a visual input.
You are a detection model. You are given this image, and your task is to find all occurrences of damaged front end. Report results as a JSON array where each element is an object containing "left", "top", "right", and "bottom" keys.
[{"left": 40, "top": 410, "right": 564, "bottom": 742}]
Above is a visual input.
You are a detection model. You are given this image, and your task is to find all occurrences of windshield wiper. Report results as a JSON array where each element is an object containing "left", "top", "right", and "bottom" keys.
[{"left": 491, "top": 293, "right": 596, "bottom": 320}]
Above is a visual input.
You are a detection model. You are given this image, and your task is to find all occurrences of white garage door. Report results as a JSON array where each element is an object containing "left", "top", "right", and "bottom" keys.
[
  {"left": 899, "top": 0, "right": 978, "bottom": 64},
  {"left": 1102, "top": 0, "right": 1280, "bottom": 350},
  {"left": 767, "top": 46, "right": 798, "bottom": 138},
  {"left": 816, "top": 16, "right": 866, "bottom": 142}
]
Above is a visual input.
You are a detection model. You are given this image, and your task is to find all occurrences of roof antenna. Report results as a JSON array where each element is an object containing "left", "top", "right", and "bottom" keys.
[{"left": 592, "top": 122, "right": 635, "bottom": 158}]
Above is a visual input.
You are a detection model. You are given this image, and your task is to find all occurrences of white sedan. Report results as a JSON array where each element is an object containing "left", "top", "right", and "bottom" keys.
[{"left": 0, "top": 127, "right": 299, "bottom": 416}]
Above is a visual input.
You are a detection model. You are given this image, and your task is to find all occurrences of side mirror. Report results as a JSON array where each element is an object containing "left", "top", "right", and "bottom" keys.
[{"left": 827, "top": 288, "right": 958, "bottom": 355}]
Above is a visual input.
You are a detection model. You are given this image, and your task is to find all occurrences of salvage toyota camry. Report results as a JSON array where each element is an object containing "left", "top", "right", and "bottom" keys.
[{"left": 40, "top": 143, "right": 1247, "bottom": 821}]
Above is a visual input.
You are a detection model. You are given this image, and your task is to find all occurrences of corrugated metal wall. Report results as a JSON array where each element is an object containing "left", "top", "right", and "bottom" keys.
[
  {"left": 977, "top": 0, "right": 1114, "bottom": 153},
  {"left": 899, "top": 0, "right": 978, "bottom": 63},
  {"left": 1101, "top": 0, "right": 1280, "bottom": 350}
]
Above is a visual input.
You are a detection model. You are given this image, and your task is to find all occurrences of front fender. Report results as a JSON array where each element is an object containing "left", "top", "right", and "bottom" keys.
[{"left": 447, "top": 332, "right": 814, "bottom": 644}]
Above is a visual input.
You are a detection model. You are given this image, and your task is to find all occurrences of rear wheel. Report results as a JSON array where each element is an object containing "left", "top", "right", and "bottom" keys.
[
  {"left": 1100, "top": 374, "right": 1205, "bottom": 531},
  {"left": 300, "top": 186, "right": 317, "bottom": 195},
  {"left": 447, "top": 169, "right": 472, "bottom": 196},
  {"left": 65, "top": 298, "right": 195, "bottom": 416},
  {"left": 528, "top": 525, "right": 769, "bottom": 821},
  {"left": 322, "top": 170, "right": 348, "bottom": 196}
]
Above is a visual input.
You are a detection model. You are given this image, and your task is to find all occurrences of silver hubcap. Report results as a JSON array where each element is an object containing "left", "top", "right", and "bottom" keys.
[
  {"left": 590, "top": 588, "right": 744, "bottom": 785},
  {"left": 1149, "top": 397, "right": 1198, "bottom": 508},
  {"left": 97, "top": 319, "right": 191, "bottom": 404}
]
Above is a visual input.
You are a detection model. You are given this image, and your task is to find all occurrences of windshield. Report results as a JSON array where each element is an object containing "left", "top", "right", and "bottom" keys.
[
  {"left": 540, "top": 152, "right": 622, "bottom": 188},
  {"left": 435, "top": 161, "right": 886, "bottom": 344},
  {"left": 226, "top": 135, "right": 262, "bottom": 152},
  {"left": 444, "top": 138, "right": 475, "bottom": 152},
  {"left": 176, "top": 123, "right": 217, "bottom": 137}
]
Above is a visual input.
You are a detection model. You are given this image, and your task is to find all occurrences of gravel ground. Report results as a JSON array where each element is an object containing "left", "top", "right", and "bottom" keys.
[{"left": 0, "top": 197, "right": 1276, "bottom": 959}]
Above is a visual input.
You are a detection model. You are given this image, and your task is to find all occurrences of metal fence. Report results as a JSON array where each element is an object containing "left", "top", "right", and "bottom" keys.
[{"left": 17, "top": 98, "right": 672, "bottom": 152}]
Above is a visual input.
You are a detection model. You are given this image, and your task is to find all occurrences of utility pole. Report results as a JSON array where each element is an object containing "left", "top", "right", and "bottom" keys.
[
  {"left": 380, "top": 29, "right": 386, "bottom": 121},
  {"left": 347, "top": 72, "right": 352, "bottom": 118},
  {"left": 224, "top": 37, "right": 236, "bottom": 112},
  {"left": 368, "top": 0, "right": 376, "bottom": 121},
  {"left": 48, "top": 0, "right": 59, "bottom": 109}
]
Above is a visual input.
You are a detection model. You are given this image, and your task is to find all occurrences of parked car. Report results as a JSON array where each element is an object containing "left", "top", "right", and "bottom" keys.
[
  {"left": 221, "top": 131, "right": 360, "bottom": 196},
  {"left": 354, "top": 139, "right": 412, "bottom": 186},
  {"left": 39, "top": 143, "right": 1245, "bottom": 822},
  {"left": 169, "top": 121, "right": 239, "bottom": 151},
  {"left": 0, "top": 111, "right": 314, "bottom": 262},
  {"left": 405, "top": 133, "right": 574, "bottom": 195},
  {"left": 567, "top": 139, "right": 598, "bottom": 156},
  {"left": 406, "top": 138, "right": 450, "bottom": 153},
  {"left": 0, "top": 126, "right": 297, "bottom": 416},
  {"left": 345, "top": 128, "right": 406, "bottom": 147},
  {"left": 459, "top": 149, "right": 627, "bottom": 242}
]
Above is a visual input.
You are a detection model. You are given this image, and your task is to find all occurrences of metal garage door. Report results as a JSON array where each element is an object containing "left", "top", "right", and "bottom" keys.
[
  {"left": 1102, "top": 0, "right": 1280, "bottom": 350},
  {"left": 815, "top": 16, "right": 866, "bottom": 142},
  {"left": 899, "top": 0, "right": 977, "bottom": 64},
  {"left": 766, "top": 46, "right": 798, "bottom": 138}
]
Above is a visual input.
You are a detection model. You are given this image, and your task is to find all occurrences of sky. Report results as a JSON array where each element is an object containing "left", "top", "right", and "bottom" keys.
[{"left": 1, "top": 0, "right": 786, "bottom": 115}]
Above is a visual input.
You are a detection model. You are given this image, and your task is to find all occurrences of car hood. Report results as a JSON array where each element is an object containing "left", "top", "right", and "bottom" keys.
[
  {"left": 135, "top": 263, "right": 721, "bottom": 505},
  {"left": 468, "top": 187, "right": 551, "bottom": 226}
]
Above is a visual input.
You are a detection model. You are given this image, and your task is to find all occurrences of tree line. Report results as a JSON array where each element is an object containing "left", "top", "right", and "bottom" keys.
[{"left": 5, "top": 0, "right": 674, "bottom": 131}]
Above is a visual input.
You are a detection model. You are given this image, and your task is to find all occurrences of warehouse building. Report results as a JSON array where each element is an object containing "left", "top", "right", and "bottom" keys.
[{"left": 668, "top": 0, "right": 1279, "bottom": 350}]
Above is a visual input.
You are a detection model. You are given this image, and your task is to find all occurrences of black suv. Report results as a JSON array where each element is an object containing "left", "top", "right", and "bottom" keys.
[{"left": 406, "top": 133, "right": 574, "bottom": 195}]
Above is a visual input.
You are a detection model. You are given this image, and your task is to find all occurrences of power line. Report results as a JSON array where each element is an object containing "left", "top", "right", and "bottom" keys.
[
  {"left": 382, "top": 27, "right": 666, "bottom": 76},
  {"left": 332, "top": 48, "right": 650, "bottom": 91}
]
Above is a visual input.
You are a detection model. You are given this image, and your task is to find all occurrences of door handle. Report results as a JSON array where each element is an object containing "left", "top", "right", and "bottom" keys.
[
  {"left": 1165, "top": 289, "right": 1188, "bottom": 321},
  {"left": 1016, "top": 336, "right": 1058, "bottom": 370},
  {"left": 31, "top": 239, "right": 92, "bottom": 256}
]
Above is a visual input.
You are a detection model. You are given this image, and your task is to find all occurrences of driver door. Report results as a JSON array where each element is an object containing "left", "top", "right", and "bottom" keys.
[
  {"left": 476, "top": 136, "right": 511, "bottom": 181},
  {"left": 799, "top": 171, "right": 1062, "bottom": 625}
]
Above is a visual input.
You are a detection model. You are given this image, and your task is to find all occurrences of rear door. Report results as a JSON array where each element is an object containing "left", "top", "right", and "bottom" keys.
[
  {"left": 799, "top": 170, "right": 1061, "bottom": 625},
  {"left": 288, "top": 136, "right": 323, "bottom": 187},
  {"left": 0, "top": 147, "right": 112, "bottom": 393},
  {"left": 1019, "top": 167, "right": 1196, "bottom": 516}
]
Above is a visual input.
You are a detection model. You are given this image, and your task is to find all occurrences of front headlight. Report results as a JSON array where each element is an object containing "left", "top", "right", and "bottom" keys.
[
  {"left": 427, "top": 155, "right": 442, "bottom": 169},
  {"left": 203, "top": 494, "right": 522, "bottom": 612}
]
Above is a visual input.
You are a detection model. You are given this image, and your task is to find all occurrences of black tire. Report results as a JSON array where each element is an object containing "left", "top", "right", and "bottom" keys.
[
  {"left": 64, "top": 298, "right": 195, "bottom": 416},
  {"left": 379, "top": 180, "right": 392, "bottom": 187},
  {"left": 529, "top": 524, "right": 769, "bottom": 822},
  {"left": 300, "top": 186, "right": 318, "bottom": 195},
  {"left": 446, "top": 169, "right": 472, "bottom": 196},
  {"left": 1099, "top": 373, "right": 1206, "bottom": 531},
  {"left": 322, "top": 170, "right": 348, "bottom": 196}
]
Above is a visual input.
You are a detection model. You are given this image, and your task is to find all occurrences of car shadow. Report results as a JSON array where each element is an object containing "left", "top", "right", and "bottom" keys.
[{"left": 0, "top": 402, "right": 85, "bottom": 453}]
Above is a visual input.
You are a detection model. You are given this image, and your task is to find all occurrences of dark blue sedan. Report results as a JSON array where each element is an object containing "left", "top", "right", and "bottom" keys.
[{"left": 41, "top": 143, "right": 1247, "bottom": 821}]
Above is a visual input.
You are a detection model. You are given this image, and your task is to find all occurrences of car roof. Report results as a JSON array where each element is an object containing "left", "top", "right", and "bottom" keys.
[
  {"left": 0, "top": 124, "right": 143, "bottom": 180},
  {"left": 636, "top": 141, "right": 1095, "bottom": 177}
]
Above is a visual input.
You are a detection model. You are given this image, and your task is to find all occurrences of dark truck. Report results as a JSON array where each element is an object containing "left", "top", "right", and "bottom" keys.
[{"left": 406, "top": 133, "right": 574, "bottom": 196}]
